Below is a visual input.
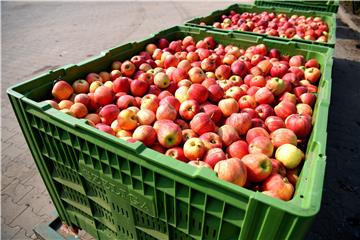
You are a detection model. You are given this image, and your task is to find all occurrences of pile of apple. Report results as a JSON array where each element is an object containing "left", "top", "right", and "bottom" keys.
[
  {"left": 199, "top": 10, "right": 329, "bottom": 42},
  {"left": 46, "top": 35, "right": 322, "bottom": 201}
]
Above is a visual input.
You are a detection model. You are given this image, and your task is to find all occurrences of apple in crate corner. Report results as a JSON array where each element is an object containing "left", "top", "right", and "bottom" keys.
[
  {"left": 241, "top": 153, "right": 272, "bottom": 182},
  {"left": 166, "top": 147, "right": 188, "bottom": 162},
  {"left": 203, "top": 148, "right": 226, "bottom": 168},
  {"left": 52, "top": 80, "right": 74, "bottom": 100},
  {"left": 132, "top": 125, "right": 156, "bottom": 147},
  {"left": 262, "top": 174, "right": 294, "bottom": 201},
  {"left": 275, "top": 144, "right": 304, "bottom": 169},
  {"left": 183, "top": 137, "right": 206, "bottom": 161}
]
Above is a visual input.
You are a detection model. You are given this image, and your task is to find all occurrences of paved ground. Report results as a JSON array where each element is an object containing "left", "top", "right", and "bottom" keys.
[{"left": 1, "top": 2, "right": 360, "bottom": 240}]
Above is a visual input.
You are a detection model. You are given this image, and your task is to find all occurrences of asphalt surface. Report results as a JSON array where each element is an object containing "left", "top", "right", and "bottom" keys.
[{"left": 1, "top": 2, "right": 360, "bottom": 240}]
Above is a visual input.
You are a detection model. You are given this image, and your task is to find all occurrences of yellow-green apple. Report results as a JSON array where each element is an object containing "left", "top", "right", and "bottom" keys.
[
  {"left": 166, "top": 147, "right": 188, "bottom": 162},
  {"left": 188, "top": 83, "right": 208, "bottom": 103},
  {"left": 58, "top": 99, "right": 74, "bottom": 110},
  {"left": 262, "top": 174, "right": 294, "bottom": 201},
  {"left": 86, "top": 73, "right": 103, "bottom": 84},
  {"left": 296, "top": 103, "right": 313, "bottom": 116},
  {"left": 130, "top": 80, "right": 149, "bottom": 97},
  {"left": 289, "top": 55, "right": 305, "bottom": 67},
  {"left": 215, "top": 65, "right": 231, "bottom": 80},
  {"left": 96, "top": 123, "right": 115, "bottom": 136},
  {"left": 225, "top": 112, "right": 252, "bottom": 135},
  {"left": 188, "top": 67, "right": 206, "bottom": 83},
  {"left": 208, "top": 84, "right": 225, "bottom": 103},
  {"left": 205, "top": 71, "right": 216, "bottom": 79},
  {"left": 248, "top": 136, "right": 274, "bottom": 157},
  {"left": 69, "top": 103, "right": 88, "bottom": 118},
  {"left": 52, "top": 80, "right": 74, "bottom": 100},
  {"left": 94, "top": 86, "right": 114, "bottom": 106},
  {"left": 270, "top": 128, "right": 297, "bottom": 148},
  {"left": 121, "top": 60, "right": 136, "bottom": 77},
  {"left": 226, "top": 140, "right": 248, "bottom": 159},
  {"left": 246, "top": 127, "right": 270, "bottom": 143},
  {"left": 175, "top": 86, "right": 189, "bottom": 103},
  {"left": 238, "top": 95, "right": 257, "bottom": 109},
  {"left": 72, "top": 79, "right": 89, "bottom": 94},
  {"left": 89, "top": 81, "right": 103, "bottom": 93},
  {"left": 285, "top": 114, "right": 312, "bottom": 138},
  {"left": 116, "top": 95, "right": 136, "bottom": 110},
  {"left": 275, "top": 144, "right": 304, "bottom": 169},
  {"left": 85, "top": 113, "right": 100, "bottom": 125},
  {"left": 225, "top": 86, "right": 246, "bottom": 101},
  {"left": 179, "top": 99, "right": 200, "bottom": 120},
  {"left": 204, "top": 148, "right": 226, "bottom": 168},
  {"left": 304, "top": 67, "right": 321, "bottom": 83},
  {"left": 217, "top": 125, "right": 240, "bottom": 147},
  {"left": 117, "top": 109, "right": 138, "bottom": 131},
  {"left": 133, "top": 125, "right": 156, "bottom": 147},
  {"left": 266, "top": 77, "right": 286, "bottom": 96},
  {"left": 128, "top": 106, "right": 139, "bottom": 114},
  {"left": 241, "top": 153, "right": 272, "bottom": 182},
  {"left": 99, "top": 104, "right": 119, "bottom": 125},
  {"left": 271, "top": 158, "right": 287, "bottom": 177},
  {"left": 265, "top": 116, "right": 286, "bottom": 132},
  {"left": 274, "top": 101, "right": 297, "bottom": 119},
  {"left": 190, "top": 113, "right": 216, "bottom": 135},
  {"left": 218, "top": 98, "right": 239, "bottom": 117},
  {"left": 156, "top": 103, "right": 177, "bottom": 121},
  {"left": 183, "top": 137, "right": 206, "bottom": 160},
  {"left": 199, "top": 132, "right": 222, "bottom": 150},
  {"left": 200, "top": 103, "right": 223, "bottom": 124},
  {"left": 104, "top": 81, "right": 113, "bottom": 89},
  {"left": 214, "top": 158, "right": 247, "bottom": 187}
]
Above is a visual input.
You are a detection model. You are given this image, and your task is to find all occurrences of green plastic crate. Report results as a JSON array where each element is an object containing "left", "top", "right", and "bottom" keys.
[
  {"left": 255, "top": 0, "right": 339, "bottom": 14},
  {"left": 185, "top": 3, "right": 337, "bottom": 48},
  {"left": 8, "top": 26, "right": 333, "bottom": 240}
]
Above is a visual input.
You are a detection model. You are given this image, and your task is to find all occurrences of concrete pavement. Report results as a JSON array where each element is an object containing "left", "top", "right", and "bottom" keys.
[{"left": 1, "top": 1, "right": 360, "bottom": 240}]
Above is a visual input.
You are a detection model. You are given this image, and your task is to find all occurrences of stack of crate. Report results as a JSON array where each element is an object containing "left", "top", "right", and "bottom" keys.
[{"left": 7, "top": 0, "right": 338, "bottom": 239}]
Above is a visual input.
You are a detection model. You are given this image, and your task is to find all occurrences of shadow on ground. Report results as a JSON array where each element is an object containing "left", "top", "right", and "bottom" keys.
[
  {"left": 336, "top": 18, "right": 360, "bottom": 40},
  {"left": 307, "top": 58, "right": 360, "bottom": 240}
]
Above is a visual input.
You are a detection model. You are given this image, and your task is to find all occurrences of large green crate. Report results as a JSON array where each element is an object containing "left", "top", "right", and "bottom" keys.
[
  {"left": 8, "top": 26, "right": 333, "bottom": 240},
  {"left": 255, "top": 0, "right": 339, "bottom": 14},
  {"left": 185, "top": 3, "right": 337, "bottom": 48}
]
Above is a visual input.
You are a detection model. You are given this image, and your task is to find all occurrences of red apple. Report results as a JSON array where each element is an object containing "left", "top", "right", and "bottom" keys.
[
  {"left": 166, "top": 147, "right": 188, "bottom": 162},
  {"left": 218, "top": 98, "right": 239, "bottom": 117},
  {"left": 52, "top": 80, "right": 74, "bottom": 100},
  {"left": 112, "top": 77, "right": 130, "bottom": 94},
  {"left": 133, "top": 125, "right": 156, "bottom": 146},
  {"left": 225, "top": 112, "right": 252, "bottom": 135},
  {"left": 188, "top": 67, "right": 206, "bottom": 83},
  {"left": 188, "top": 160, "right": 212, "bottom": 169},
  {"left": 246, "top": 127, "right": 270, "bottom": 144},
  {"left": 94, "top": 86, "right": 114, "bottom": 106},
  {"left": 262, "top": 174, "right": 294, "bottom": 201},
  {"left": 96, "top": 123, "right": 115, "bottom": 136},
  {"left": 182, "top": 129, "right": 198, "bottom": 143},
  {"left": 117, "top": 109, "right": 138, "bottom": 131},
  {"left": 296, "top": 103, "right": 313, "bottom": 116},
  {"left": 69, "top": 103, "right": 88, "bottom": 118},
  {"left": 86, "top": 73, "right": 103, "bottom": 84},
  {"left": 274, "top": 101, "right": 297, "bottom": 119},
  {"left": 265, "top": 116, "right": 286, "bottom": 132},
  {"left": 285, "top": 114, "right": 312, "bottom": 138},
  {"left": 255, "top": 104, "right": 275, "bottom": 120},
  {"left": 254, "top": 87, "right": 274, "bottom": 105},
  {"left": 305, "top": 59, "right": 320, "bottom": 69},
  {"left": 208, "top": 84, "right": 225, "bottom": 103},
  {"left": 238, "top": 95, "right": 257, "bottom": 109},
  {"left": 203, "top": 148, "right": 226, "bottom": 168},
  {"left": 130, "top": 80, "right": 149, "bottom": 97},
  {"left": 72, "top": 79, "right": 89, "bottom": 94},
  {"left": 289, "top": 55, "right": 305, "bottom": 67},
  {"left": 214, "top": 158, "right": 247, "bottom": 187},
  {"left": 225, "top": 86, "right": 246, "bottom": 101},
  {"left": 188, "top": 83, "right": 208, "bottom": 103},
  {"left": 226, "top": 140, "right": 248, "bottom": 159},
  {"left": 156, "top": 103, "right": 177, "bottom": 121},
  {"left": 99, "top": 104, "right": 119, "bottom": 125},
  {"left": 248, "top": 136, "right": 274, "bottom": 157},
  {"left": 215, "top": 65, "right": 231, "bottom": 80},
  {"left": 217, "top": 125, "right": 240, "bottom": 147},
  {"left": 117, "top": 95, "right": 136, "bottom": 110},
  {"left": 270, "top": 128, "right": 297, "bottom": 148},
  {"left": 190, "top": 113, "right": 216, "bottom": 136},
  {"left": 121, "top": 60, "right": 136, "bottom": 77},
  {"left": 300, "top": 93, "right": 316, "bottom": 107},
  {"left": 241, "top": 153, "right": 272, "bottom": 182},
  {"left": 304, "top": 67, "right": 321, "bottom": 83},
  {"left": 231, "top": 60, "right": 247, "bottom": 77},
  {"left": 200, "top": 103, "right": 223, "bottom": 124},
  {"left": 199, "top": 132, "right": 222, "bottom": 150},
  {"left": 270, "top": 63, "right": 288, "bottom": 78},
  {"left": 179, "top": 99, "right": 200, "bottom": 120}
]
